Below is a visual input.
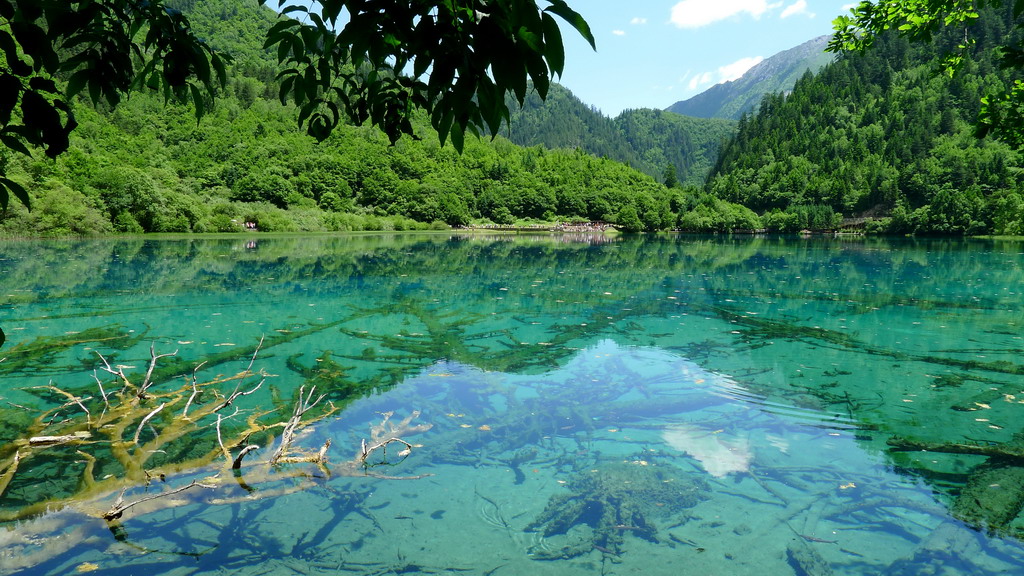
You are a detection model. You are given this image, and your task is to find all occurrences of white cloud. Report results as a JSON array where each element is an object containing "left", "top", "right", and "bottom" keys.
[
  {"left": 670, "top": 0, "right": 782, "bottom": 29},
  {"left": 687, "top": 56, "right": 764, "bottom": 92},
  {"left": 688, "top": 71, "right": 715, "bottom": 90},
  {"left": 612, "top": 29, "right": 626, "bottom": 36},
  {"left": 631, "top": 17, "right": 648, "bottom": 25},
  {"left": 780, "top": 0, "right": 814, "bottom": 19},
  {"left": 718, "top": 56, "right": 764, "bottom": 81}
]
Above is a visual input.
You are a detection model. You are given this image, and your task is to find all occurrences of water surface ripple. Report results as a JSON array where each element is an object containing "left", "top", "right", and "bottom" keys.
[{"left": 1, "top": 234, "right": 1022, "bottom": 575}]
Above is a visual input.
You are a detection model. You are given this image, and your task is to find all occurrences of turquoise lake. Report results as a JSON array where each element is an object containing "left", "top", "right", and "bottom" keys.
[{"left": 1, "top": 233, "right": 1023, "bottom": 575}]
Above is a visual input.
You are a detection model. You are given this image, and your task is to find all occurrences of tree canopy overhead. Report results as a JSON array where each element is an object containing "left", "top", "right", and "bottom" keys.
[
  {"left": 0, "top": 0, "right": 595, "bottom": 209},
  {"left": 829, "top": 0, "right": 1024, "bottom": 147},
  {"left": 1, "top": 0, "right": 229, "bottom": 209},
  {"left": 262, "top": 0, "right": 595, "bottom": 151}
]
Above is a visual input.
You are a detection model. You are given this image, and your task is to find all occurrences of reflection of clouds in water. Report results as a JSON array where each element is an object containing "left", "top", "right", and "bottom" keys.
[{"left": 662, "top": 423, "right": 752, "bottom": 477}]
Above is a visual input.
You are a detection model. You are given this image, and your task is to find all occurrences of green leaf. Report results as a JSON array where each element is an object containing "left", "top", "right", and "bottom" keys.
[
  {"left": 413, "top": 54, "right": 430, "bottom": 79},
  {"left": 89, "top": 75, "right": 102, "bottom": 105},
  {"left": 525, "top": 53, "right": 550, "bottom": 98},
  {"left": 0, "top": 73, "right": 20, "bottom": 123},
  {"left": 190, "top": 83, "right": 205, "bottom": 122},
  {"left": 279, "top": 74, "right": 296, "bottom": 105},
  {"left": 29, "top": 77, "right": 58, "bottom": 94},
  {"left": 544, "top": 1, "right": 595, "bottom": 50},
  {"left": 541, "top": 13, "right": 565, "bottom": 77},
  {"left": 0, "top": 29, "right": 20, "bottom": 67},
  {"left": 476, "top": 77, "right": 501, "bottom": 134},
  {"left": 270, "top": 23, "right": 303, "bottom": 49},
  {"left": 277, "top": 38, "right": 292, "bottom": 64},
  {"left": 190, "top": 47, "right": 213, "bottom": 87},
  {"left": 450, "top": 119, "right": 465, "bottom": 153},
  {"left": 10, "top": 21, "right": 60, "bottom": 73},
  {"left": 322, "top": 0, "right": 344, "bottom": 23},
  {"left": 1, "top": 177, "right": 30, "bottom": 210},
  {"left": 0, "top": 29, "right": 31, "bottom": 77},
  {"left": 324, "top": 100, "right": 340, "bottom": 127},
  {"left": 318, "top": 56, "right": 332, "bottom": 90},
  {"left": 211, "top": 52, "right": 228, "bottom": 87},
  {"left": 64, "top": 69, "right": 90, "bottom": 99},
  {"left": 516, "top": 26, "right": 543, "bottom": 53},
  {"left": 264, "top": 19, "right": 301, "bottom": 48},
  {"left": 303, "top": 65, "right": 318, "bottom": 100},
  {"left": 0, "top": 133, "right": 31, "bottom": 156},
  {"left": 21, "top": 90, "right": 59, "bottom": 132},
  {"left": 490, "top": 36, "right": 527, "bottom": 105},
  {"left": 297, "top": 100, "right": 318, "bottom": 126},
  {"left": 435, "top": 106, "right": 455, "bottom": 147}
]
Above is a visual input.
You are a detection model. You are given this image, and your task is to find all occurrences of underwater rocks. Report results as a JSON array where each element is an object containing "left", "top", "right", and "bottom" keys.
[
  {"left": 525, "top": 460, "right": 707, "bottom": 560},
  {"left": 951, "top": 462, "right": 1024, "bottom": 536}
]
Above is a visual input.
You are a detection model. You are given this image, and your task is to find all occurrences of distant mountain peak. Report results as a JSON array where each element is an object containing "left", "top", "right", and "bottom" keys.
[{"left": 666, "top": 36, "right": 834, "bottom": 120}]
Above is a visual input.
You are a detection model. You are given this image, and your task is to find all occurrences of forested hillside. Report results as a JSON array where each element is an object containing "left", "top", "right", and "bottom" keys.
[
  {"left": 503, "top": 85, "right": 736, "bottom": 186},
  {"left": 706, "top": 5, "right": 1024, "bottom": 235},
  {"left": 0, "top": 0, "right": 738, "bottom": 236}
]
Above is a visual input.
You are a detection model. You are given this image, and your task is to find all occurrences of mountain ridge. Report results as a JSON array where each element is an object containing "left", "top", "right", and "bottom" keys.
[{"left": 667, "top": 36, "right": 834, "bottom": 120}]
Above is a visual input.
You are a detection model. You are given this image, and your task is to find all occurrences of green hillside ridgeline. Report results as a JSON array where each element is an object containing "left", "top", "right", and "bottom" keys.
[
  {"left": 706, "top": 4, "right": 1024, "bottom": 236},
  {"left": 501, "top": 84, "right": 737, "bottom": 187}
]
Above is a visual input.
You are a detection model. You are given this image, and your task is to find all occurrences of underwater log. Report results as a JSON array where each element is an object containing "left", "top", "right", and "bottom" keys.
[
  {"left": 950, "top": 463, "right": 1024, "bottom": 535},
  {"left": 886, "top": 437, "right": 1024, "bottom": 462}
]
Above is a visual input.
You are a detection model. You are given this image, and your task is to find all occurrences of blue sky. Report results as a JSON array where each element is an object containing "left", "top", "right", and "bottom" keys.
[{"left": 556, "top": 0, "right": 856, "bottom": 116}]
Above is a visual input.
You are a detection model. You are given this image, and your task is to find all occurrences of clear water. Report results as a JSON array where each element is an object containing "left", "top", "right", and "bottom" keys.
[{"left": 1, "top": 234, "right": 1023, "bottom": 575}]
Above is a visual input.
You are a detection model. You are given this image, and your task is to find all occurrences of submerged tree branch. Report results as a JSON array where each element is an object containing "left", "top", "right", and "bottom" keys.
[
  {"left": 270, "top": 385, "right": 328, "bottom": 466},
  {"left": 182, "top": 361, "right": 208, "bottom": 419},
  {"left": 0, "top": 451, "right": 21, "bottom": 498},
  {"left": 232, "top": 444, "right": 260, "bottom": 470},
  {"left": 133, "top": 403, "right": 166, "bottom": 445},
  {"left": 888, "top": 437, "right": 1024, "bottom": 461},
  {"left": 214, "top": 337, "right": 266, "bottom": 413},
  {"left": 359, "top": 437, "right": 413, "bottom": 464},
  {"left": 140, "top": 343, "right": 178, "bottom": 398},
  {"left": 0, "top": 335, "right": 432, "bottom": 546},
  {"left": 28, "top": 431, "right": 92, "bottom": 446},
  {"left": 104, "top": 479, "right": 215, "bottom": 521}
]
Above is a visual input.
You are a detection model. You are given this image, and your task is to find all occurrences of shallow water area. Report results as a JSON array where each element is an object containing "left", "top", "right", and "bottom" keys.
[{"left": 2, "top": 234, "right": 1024, "bottom": 575}]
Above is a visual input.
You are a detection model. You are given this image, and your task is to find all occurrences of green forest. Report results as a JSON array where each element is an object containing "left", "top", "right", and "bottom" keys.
[
  {"left": 705, "top": 4, "right": 1024, "bottom": 235},
  {"left": 502, "top": 85, "right": 736, "bottom": 187},
  {"left": 0, "top": 0, "right": 696, "bottom": 236},
  {"left": 1, "top": 0, "right": 1023, "bottom": 236}
]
